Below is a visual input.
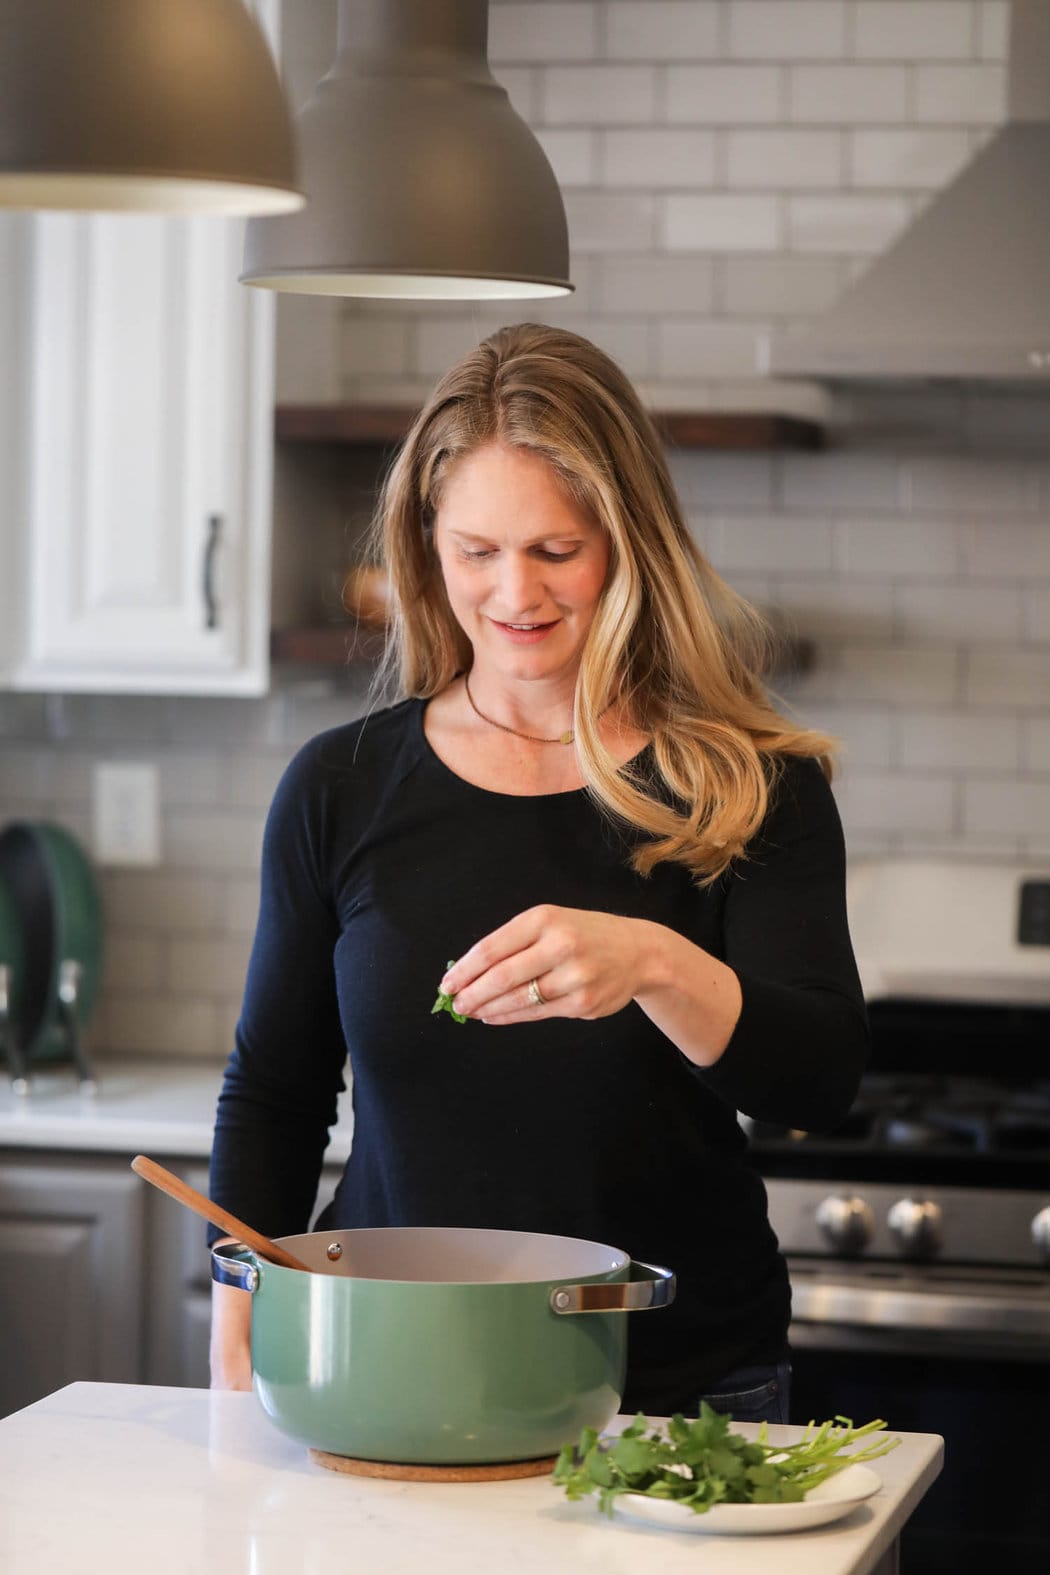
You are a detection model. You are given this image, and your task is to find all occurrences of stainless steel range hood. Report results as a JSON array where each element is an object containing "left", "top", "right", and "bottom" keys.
[{"left": 763, "top": 1, "right": 1050, "bottom": 383}]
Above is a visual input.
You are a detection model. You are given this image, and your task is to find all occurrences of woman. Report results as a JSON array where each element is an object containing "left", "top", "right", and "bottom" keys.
[{"left": 209, "top": 323, "right": 868, "bottom": 1422}]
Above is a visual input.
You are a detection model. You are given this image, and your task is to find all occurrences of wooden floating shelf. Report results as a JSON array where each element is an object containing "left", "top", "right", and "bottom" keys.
[
  {"left": 271, "top": 620, "right": 815, "bottom": 676},
  {"left": 270, "top": 622, "right": 385, "bottom": 667},
  {"left": 651, "top": 412, "right": 823, "bottom": 450},
  {"left": 275, "top": 405, "right": 824, "bottom": 451}
]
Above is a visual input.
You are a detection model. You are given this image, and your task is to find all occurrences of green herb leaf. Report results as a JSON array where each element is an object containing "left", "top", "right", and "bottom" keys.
[
  {"left": 431, "top": 958, "right": 468, "bottom": 1024},
  {"left": 609, "top": 1436, "right": 655, "bottom": 1475}
]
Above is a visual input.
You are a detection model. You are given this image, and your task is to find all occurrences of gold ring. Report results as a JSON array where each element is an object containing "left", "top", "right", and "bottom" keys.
[{"left": 527, "top": 978, "right": 546, "bottom": 1008}]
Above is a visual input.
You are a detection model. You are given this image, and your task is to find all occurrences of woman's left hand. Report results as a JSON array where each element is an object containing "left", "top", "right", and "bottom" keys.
[{"left": 440, "top": 906, "right": 654, "bottom": 1025}]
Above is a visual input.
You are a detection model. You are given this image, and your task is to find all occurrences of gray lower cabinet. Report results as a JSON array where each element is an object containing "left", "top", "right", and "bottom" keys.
[
  {"left": 0, "top": 1149, "right": 346, "bottom": 1417},
  {"left": 145, "top": 1160, "right": 215, "bottom": 1390},
  {"left": 0, "top": 1151, "right": 145, "bottom": 1419}
]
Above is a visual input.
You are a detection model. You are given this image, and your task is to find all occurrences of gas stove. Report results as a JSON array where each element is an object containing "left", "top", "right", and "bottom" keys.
[
  {"left": 749, "top": 1003, "right": 1050, "bottom": 1191},
  {"left": 743, "top": 861, "right": 1050, "bottom": 1357}
]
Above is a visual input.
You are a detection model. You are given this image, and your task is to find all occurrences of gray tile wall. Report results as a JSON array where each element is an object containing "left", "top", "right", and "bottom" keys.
[{"left": 1, "top": 2, "right": 1046, "bottom": 1061}]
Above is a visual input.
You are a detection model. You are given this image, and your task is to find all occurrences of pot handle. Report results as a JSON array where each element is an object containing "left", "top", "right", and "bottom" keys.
[
  {"left": 549, "top": 1259, "right": 675, "bottom": 1315},
  {"left": 211, "top": 1240, "right": 259, "bottom": 1293}
]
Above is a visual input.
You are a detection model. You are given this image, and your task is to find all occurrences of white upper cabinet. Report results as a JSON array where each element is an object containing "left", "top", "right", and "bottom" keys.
[
  {"left": 16, "top": 210, "right": 273, "bottom": 693},
  {"left": 2, "top": 0, "right": 280, "bottom": 696},
  {"left": 0, "top": 215, "right": 31, "bottom": 686}
]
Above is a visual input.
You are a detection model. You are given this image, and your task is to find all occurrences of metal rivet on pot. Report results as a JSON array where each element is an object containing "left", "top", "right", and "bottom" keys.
[
  {"left": 552, "top": 1289, "right": 571, "bottom": 1310},
  {"left": 326, "top": 1242, "right": 343, "bottom": 1261}
]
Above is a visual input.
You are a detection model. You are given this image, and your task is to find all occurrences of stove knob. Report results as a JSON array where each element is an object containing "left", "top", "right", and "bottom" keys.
[
  {"left": 1031, "top": 1206, "right": 1050, "bottom": 1263},
  {"left": 815, "top": 1194, "right": 875, "bottom": 1253},
  {"left": 888, "top": 1198, "right": 943, "bottom": 1258}
]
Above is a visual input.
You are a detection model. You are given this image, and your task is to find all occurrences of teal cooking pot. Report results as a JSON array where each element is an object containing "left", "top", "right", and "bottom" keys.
[{"left": 212, "top": 1226, "right": 675, "bottom": 1464}]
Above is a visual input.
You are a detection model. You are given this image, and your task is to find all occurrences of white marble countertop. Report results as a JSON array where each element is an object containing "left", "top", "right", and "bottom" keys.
[
  {"left": 0, "top": 1054, "right": 354, "bottom": 1162},
  {"left": 0, "top": 1383, "right": 942, "bottom": 1575}
]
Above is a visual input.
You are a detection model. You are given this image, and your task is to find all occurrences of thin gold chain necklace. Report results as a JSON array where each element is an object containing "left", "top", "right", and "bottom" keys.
[{"left": 464, "top": 672, "right": 578, "bottom": 745}]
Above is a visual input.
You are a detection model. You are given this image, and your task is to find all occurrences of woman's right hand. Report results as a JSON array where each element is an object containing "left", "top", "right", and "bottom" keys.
[{"left": 209, "top": 1278, "right": 253, "bottom": 1391}]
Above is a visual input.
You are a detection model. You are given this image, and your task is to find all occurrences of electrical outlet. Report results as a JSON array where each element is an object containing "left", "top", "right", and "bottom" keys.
[
  {"left": 92, "top": 762, "right": 161, "bottom": 867},
  {"left": 1019, "top": 881, "right": 1050, "bottom": 947}
]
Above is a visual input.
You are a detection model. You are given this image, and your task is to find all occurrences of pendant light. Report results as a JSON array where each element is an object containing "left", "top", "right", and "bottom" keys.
[
  {"left": 0, "top": 0, "right": 303, "bottom": 215},
  {"left": 241, "top": 0, "right": 572, "bottom": 299}
]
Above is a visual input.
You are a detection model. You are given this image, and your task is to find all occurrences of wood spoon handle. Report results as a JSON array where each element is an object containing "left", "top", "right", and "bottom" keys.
[{"left": 130, "top": 1154, "right": 311, "bottom": 1273}]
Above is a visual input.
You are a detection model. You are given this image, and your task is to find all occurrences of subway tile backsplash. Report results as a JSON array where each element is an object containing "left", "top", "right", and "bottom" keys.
[
  {"left": 852, "top": 1, "right": 974, "bottom": 60},
  {"left": 1, "top": 1, "right": 1047, "bottom": 1060},
  {"left": 730, "top": 2, "right": 850, "bottom": 60}
]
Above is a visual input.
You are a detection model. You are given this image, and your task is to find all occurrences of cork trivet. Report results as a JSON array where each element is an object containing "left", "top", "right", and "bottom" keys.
[{"left": 308, "top": 1448, "right": 558, "bottom": 1482}]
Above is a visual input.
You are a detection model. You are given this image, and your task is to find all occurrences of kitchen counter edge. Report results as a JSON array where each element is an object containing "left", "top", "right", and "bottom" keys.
[{"left": 0, "top": 1053, "right": 354, "bottom": 1162}]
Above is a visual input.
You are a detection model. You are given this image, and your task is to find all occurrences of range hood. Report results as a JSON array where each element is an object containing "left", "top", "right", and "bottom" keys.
[{"left": 763, "top": 1, "right": 1050, "bottom": 382}]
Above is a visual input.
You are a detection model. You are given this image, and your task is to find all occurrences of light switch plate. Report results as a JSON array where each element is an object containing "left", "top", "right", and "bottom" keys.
[{"left": 92, "top": 762, "right": 161, "bottom": 867}]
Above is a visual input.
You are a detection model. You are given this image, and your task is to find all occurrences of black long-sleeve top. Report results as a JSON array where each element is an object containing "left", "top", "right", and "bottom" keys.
[{"left": 210, "top": 697, "right": 868, "bottom": 1411}]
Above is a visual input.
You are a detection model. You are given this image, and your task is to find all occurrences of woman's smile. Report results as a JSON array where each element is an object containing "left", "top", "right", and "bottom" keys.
[{"left": 489, "top": 617, "right": 561, "bottom": 644}]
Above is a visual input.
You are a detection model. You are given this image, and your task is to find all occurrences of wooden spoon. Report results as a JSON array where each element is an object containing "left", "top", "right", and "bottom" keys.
[{"left": 130, "top": 1154, "right": 312, "bottom": 1272}]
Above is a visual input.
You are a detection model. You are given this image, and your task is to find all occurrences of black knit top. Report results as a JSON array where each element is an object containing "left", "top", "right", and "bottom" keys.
[{"left": 210, "top": 697, "right": 868, "bottom": 1412}]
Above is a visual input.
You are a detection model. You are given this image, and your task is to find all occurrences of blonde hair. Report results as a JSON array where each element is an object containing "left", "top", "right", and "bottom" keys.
[{"left": 367, "top": 323, "right": 834, "bottom": 884}]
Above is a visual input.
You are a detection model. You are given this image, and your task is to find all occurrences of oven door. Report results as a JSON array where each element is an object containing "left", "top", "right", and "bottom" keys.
[
  {"left": 787, "top": 1258, "right": 1050, "bottom": 1361},
  {"left": 785, "top": 1259, "right": 1050, "bottom": 1575}
]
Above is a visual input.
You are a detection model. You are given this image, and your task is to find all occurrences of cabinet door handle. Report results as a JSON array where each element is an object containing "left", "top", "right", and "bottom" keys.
[{"left": 203, "top": 514, "right": 223, "bottom": 629}]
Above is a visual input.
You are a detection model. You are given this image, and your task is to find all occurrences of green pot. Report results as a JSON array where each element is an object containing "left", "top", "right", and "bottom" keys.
[
  {"left": 212, "top": 1226, "right": 675, "bottom": 1464},
  {"left": 0, "top": 873, "right": 25, "bottom": 1073},
  {"left": 0, "top": 821, "right": 103, "bottom": 1065}
]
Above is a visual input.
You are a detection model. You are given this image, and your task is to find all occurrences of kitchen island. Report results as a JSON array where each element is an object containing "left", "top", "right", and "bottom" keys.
[{"left": 0, "top": 1382, "right": 942, "bottom": 1575}]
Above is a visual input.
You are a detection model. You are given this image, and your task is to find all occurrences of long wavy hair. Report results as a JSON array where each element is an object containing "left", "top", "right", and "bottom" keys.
[{"left": 366, "top": 323, "right": 834, "bottom": 884}]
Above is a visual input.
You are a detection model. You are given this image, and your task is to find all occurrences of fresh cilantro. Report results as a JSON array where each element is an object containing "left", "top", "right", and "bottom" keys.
[
  {"left": 552, "top": 1406, "right": 898, "bottom": 1517},
  {"left": 431, "top": 959, "right": 468, "bottom": 1024}
]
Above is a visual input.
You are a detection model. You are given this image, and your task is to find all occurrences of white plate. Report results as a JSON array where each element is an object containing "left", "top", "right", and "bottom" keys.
[{"left": 614, "top": 1462, "right": 882, "bottom": 1535}]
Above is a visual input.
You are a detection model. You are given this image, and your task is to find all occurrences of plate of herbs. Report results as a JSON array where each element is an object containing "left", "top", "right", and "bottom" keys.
[{"left": 552, "top": 1407, "right": 897, "bottom": 1534}]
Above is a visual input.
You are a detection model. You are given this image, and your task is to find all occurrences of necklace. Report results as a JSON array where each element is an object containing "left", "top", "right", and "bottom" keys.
[{"left": 464, "top": 672, "right": 577, "bottom": 745}]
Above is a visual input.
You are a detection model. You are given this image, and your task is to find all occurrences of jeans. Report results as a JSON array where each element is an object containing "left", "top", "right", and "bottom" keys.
[
  {"left": 697, "top": 1358, "right": 792, "bottom": 1424},
  {"left": 654, "top": 1358, "right": 792, "bottom": 1425}
]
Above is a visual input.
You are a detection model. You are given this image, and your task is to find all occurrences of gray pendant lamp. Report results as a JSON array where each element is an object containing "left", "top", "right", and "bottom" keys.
[
  {"left": 242, "top": 0, "right": 572, "bottom": 299},
  {"left": 0, "top": 0, "right": 303, "bottom": 215}
]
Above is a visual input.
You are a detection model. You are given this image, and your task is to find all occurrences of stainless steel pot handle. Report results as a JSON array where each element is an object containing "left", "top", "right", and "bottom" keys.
[
  {"left": 211, "top": 1240, "right": 259, "bottom": 1293},
  {"left": 549, "top": 1259, "right": 676, "bottom": 1315}
]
